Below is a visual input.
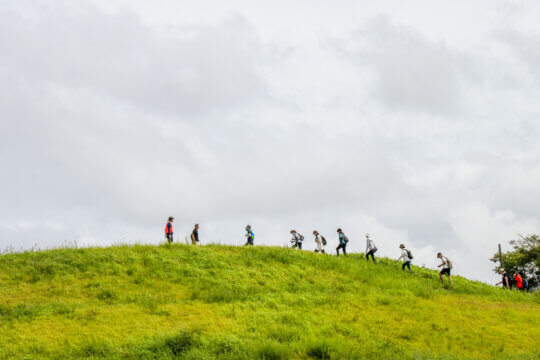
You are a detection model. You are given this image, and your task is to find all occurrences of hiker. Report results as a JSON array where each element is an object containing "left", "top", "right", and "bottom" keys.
[
  {"left": 513, "top": 272, "right": 524, "bottom": 291},
  {"left": 191, "top": 224, "right": 200, "bottom": 245},
  {"left": 398, "top": 244, "right": 412, "bottom": 272},
  {"left": 290, "top": 230, "right": 304, "bottom": 249},
  {"left": 495, "top": 269, "right": 512, "bottom": 289},
  {"left": 336, "top": 228, "right": 348, "bottom": 256},
  {"left": 244, "top": 225, "right": 254, "bottom": 246},
  {"left": 165, "top": 216, "right": 174, "bottom": 243},
  {"left": 313, "top": 230, "right": 326, "bottom": 253},
  {"left": 365, "top": 234, "right": 377, "bottom": 262},
  {"left": 437, "top": 252, "right": 454, "bottom": 286}
]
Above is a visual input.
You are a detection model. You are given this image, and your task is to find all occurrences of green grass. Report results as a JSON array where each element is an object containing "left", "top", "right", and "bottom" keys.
[{"left": 0, "top": 244, "right": 538, "bottom": 359}]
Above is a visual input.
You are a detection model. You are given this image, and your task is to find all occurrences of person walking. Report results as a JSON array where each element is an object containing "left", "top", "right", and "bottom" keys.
[
  {"left": 290, "top": 230, "right": 304, "bottom": 249},
  {"left": 336, "top": 228, "right": 348, "bottom": 256},
  {"left": 244, "top": 225, "right": 255, "bottom": 246},
  {"left": 513, "top": 272, "right": 524, "bottom": 291},
  {"left": 165, "top": 216, "right": 174, "bottom": 243},
  {"left": 398, "top": 244, "right": 412, "bottom": 272},
  {"left": 437, "top": 252, "right": 454, "bottom": 286},
  {"left": 191, "top": 224, "right": 200, "bottom": 245},
  {"left": 495, "top": 269, "right": 512, "bottom": 289},
  {"left": 313, "top": 230, "right": 326, "bottom": 253},
  {"left": 365, "top": 234, "right": 377, "bottom": 262}
]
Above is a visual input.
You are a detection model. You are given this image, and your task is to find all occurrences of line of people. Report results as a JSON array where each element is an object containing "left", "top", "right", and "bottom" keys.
[
  {"left": 289, "top": 229, "right": 453, "bottom": 285},
  {"left": 167, "top": 218, "right": 456, "bottom": 286}
]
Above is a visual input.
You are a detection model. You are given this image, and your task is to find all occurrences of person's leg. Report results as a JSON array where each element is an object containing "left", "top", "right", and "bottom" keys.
[
  {"left": 336, "top": 244, "right": 341, "bottom": 256},
  {"left": 343, "top": 244, "right": 347, "bottom": 256},
  {"left": 449, "top": 275, "right": 454, "bottom": 286},
  {"left": 366, "top": 251, "right": 369, "bottom": 261},
  {"left": 299, "top": 242, "right": 302, "bottom": 250},
  {"left": 403, "top": 261, "right": 411, "bottom": 272},
  {"left": 439, "top": 271, "right": 444, "bottom": 284}
]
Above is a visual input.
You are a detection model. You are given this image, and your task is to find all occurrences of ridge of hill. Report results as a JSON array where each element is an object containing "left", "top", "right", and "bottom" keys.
[{"left": 0, "top": 244, "right": 538, "bottom": 360}]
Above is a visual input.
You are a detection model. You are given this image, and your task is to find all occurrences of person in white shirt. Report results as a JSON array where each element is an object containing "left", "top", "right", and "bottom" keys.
[
  {"left": 398, "top": 244, "right": 412, "bottom": 273},
  {"left": 365, "top": 234, "right": 377, "bottom": 262},
  {"left": 313, "top": 230, "right": 325, "bottom": 253},
  {"left": 437, "top": 252, "right": 454, "bottom": 286}
]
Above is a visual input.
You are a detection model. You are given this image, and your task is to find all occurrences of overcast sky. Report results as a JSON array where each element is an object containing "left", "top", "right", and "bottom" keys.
[{"left": 1, "top": 0, "right": 539, "bottom": 284}]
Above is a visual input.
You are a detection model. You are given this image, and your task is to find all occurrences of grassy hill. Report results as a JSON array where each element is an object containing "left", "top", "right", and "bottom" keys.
[{"left": 0, "top": 244, "right": 538, "bottom": 360}]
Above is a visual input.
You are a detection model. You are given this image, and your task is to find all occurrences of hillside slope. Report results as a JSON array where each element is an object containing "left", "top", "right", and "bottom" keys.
[{"left": 0, "top": 244, "right": 538, "bottom": 360}]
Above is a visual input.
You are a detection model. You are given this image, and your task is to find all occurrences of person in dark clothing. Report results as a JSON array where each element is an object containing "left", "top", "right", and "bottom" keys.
[
  {"left": 495, "top": 269, "right": 512, "bottom": 289},
  {"left": 165, "top": 216, "right": 174, "bottom": 243},
  {"left": 336, "top": 228, "right": 348, "bottom": 256},
  {"left": 191, "top": 224, "right": 200, "bottom": 245}
]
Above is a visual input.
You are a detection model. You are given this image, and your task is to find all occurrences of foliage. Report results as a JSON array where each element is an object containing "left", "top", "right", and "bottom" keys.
[
  {"left": 490, "top": 234, "right": 540, "bottom": 288},
  {"left": 0, "top": 244, "right": 538, "bottom": 359}
]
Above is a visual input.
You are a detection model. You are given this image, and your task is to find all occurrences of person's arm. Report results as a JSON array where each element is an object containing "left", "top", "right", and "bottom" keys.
[
  {"left": 504, "top": 277, "right": 510, "bottom": 288},
  {"left": 191, "top": 232, "right": 195, "bottom": 242},
  {"left": 495, "top": 280, "right": 502, "bottom": 286}
]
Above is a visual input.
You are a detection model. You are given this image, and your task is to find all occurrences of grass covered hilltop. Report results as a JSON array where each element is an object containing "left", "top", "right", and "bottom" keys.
[{"left": 0, "top": 244, "right": 538, "bottom": 360}]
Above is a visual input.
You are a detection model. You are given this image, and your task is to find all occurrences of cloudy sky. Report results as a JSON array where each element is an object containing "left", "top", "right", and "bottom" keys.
[{"left": 1, "top": 0, "right": 539, "bottom": 283}]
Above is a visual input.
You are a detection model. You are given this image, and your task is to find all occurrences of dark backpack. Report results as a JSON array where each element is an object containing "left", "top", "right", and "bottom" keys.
[
  {"left": 321, "top": 236, "right": 327, "bottom": 246},
  {"left": 506, "top": 275, "right": 515, "bottom": 287},
  {"left": 406, "top": 249, "right": 413, "bottom": 260}
]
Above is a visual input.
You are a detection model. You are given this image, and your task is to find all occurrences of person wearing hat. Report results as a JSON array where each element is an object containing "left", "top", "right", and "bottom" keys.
[
  {"left": 495, "top": 269, "right": 512, "bottom": 289},
  {"left": 398, "top": 244, "right": 412, "bottom": 272},
  {"left": 290, "top": 229, "right": 303, "bottom": 249},
  {"left": 365, "top": 234, "right": 377, "bottom": 262},
  {"left": 165, "top": 216, "right": 174, "bottom": 243},
  {"left": 191, "top": 224, "right": 200, "bottom": 245},
  {"left": 313, "top": 230, "right": 325, "bottom": 253},
  {"left": 244, "top": 225, "right": 254, "bottom": 246}
]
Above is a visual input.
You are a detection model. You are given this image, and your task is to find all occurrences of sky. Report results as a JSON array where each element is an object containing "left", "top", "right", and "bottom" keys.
[{"left": 1, "top": 0, "right": 540, "bottom": 284}]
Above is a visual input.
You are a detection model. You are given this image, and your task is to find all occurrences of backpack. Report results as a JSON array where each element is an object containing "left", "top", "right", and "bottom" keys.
[
  {"left": 345, "top": 236, "right": 349, "bottom": 243},
  {"left": 446, "top": 257, "right": 453, "bottom": 269},
  {"left": 321, "top": 236, "right": 327, "bottom": 246},
  {"left": 406, "top": 249, "right": 413, "bottom": 260},
  {"left": 299, "top": 234, "right": 304, "bottom": 241}
]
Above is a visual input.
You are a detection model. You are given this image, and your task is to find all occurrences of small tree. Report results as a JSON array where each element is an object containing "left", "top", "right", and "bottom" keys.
[{"left": 490, "top": 234, "right": 540, "bottom": 289}]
